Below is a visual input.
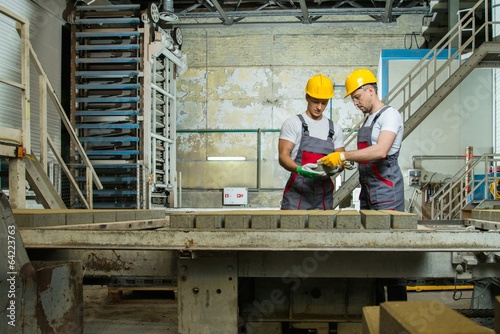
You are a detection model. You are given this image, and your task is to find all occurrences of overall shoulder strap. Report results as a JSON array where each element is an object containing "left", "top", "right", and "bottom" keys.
[{"left": 297, "top": 114, "right": 309, "bottom": 135}]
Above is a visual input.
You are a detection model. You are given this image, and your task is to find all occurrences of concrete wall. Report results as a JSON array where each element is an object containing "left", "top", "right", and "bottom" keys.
[{"left": 176, "top": 16, "right": 428, "bottom": 208}]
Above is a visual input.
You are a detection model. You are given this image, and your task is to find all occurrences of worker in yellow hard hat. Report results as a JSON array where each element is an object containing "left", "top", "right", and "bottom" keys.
[
  {"left": 320, "top": 68, "right": 405, "bottom": 211},
  {"left": 279, "top": 74, "right": 345, "bottom": 210}
]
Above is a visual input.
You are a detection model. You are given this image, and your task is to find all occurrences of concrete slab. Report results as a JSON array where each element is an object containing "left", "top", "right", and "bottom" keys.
[
  {"left": 336, "top": 210, "right": 361, "bottom": 229},
  {"left": 360, "top": 210, "right": 390, "bottom": 229},
  {"left": 195, "top": 213, "right": 224, "bottom": 229},
  {"left": 136, "top": 209, "right": 165, "bottom": 220},
  {"left": 379, "top": 210, "right": 418, "bottom": 229},
  {"left": 224, "top": 213, "right": 251, "bottom": 229},
  {"left": 66, "top": 211, "right": 94, "bottom": 225},
  {"left": 280, "top": 210, "right": 307, "bottom": 229},
  {"left": 251, "top": 213, "right": 279, "bottom": 229},
  {"left": 93, "top": 210, "right": 118, "bottom": 223},
  {"left": 116, "top": 210, "right": 137, "bottom": 222},
  {"left": 471, "top": 209, "right": 500, "bottom": 222},
  {"left": 380, "top": 300, "right": 494, "bottom": 333},
  {"left": 13, "top": 209, "right": 66, "bottom": 227},
  {"left": 308, "top": 210, "right": 338, "bottom": 229},
  {"left": 169, "top": 213, "right": 195, "bottom": 228},
  {"left": 362, "top": 306, "right": 379, "bottom": 334}
]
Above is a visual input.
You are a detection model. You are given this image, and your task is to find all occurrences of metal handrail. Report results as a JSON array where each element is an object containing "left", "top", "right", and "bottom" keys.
[
  {"left": 430, "top": 154, "right": 500, "bottom": 220},
  {"left": 0, "top": 6, "right": 102, "bottom": 209},
  {"left": 342, "top": 0, "right": 488, "bottom": 148},
  {"left": 336, "top": 1, "right": 496, "bottom": 216}
]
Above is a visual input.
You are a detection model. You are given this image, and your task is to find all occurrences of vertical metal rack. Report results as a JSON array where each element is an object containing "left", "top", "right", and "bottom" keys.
[{"left": 69, "top": 4, "right": 186, "bottom": 208}]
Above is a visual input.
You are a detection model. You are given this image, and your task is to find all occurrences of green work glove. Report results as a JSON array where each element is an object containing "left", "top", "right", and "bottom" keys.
[
  {"left": 320, "top": 152, "right": 345, "bottom": 167},
  {"left": 296, "top": 163, "right": 326, "bottom": 178}
]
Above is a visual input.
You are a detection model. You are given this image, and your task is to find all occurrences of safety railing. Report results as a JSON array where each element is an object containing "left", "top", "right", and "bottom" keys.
[
  {"left": 342, "top": 0, "right": 491, "bottom": 148},
  {"left": 334, "top": 0, "right": 497, "bottom": 213},
  {"left": 0, "top": 6, "right": 102, "bottom": 208},
  {"left": 430, "top": 154, "right": 500, "bottom": 220}
]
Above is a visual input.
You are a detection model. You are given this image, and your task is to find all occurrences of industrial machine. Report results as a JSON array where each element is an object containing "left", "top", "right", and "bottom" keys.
[
  {"left": 8, "top": 207, "right": 500, "bottom": 333},
  {"left": 69, "top": 3, "right": 186, "bottom": 209}
]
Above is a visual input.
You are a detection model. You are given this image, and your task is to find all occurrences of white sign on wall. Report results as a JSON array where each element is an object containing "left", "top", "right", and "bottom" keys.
[{"left": 223, "top": 187, "right": 248, "bottom": 205}]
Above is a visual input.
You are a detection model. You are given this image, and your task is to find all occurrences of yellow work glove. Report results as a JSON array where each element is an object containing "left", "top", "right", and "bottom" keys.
[{"left": 320, "top": 152, "right": 345, "bottom": 167}]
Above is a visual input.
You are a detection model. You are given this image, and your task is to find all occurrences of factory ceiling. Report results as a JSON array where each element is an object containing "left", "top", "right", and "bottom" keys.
[{"left": 106, "top": 0, "right": 431, "bottom": 28}]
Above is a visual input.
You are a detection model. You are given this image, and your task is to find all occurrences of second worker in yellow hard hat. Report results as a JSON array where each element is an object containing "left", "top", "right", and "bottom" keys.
[{"left": 320, "top": 68, "right": 405, "bottom": 211}]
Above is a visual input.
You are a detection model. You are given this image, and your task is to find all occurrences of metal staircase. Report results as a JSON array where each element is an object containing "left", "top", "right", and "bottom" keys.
[
  {"left": 69, "top": 4, "right": 186, "bottom": 209},
  {"left": 430, "top": 154, "right": 500, "bottom": 219},
  {"left": 332, "top": 0, "right": 500, "bottom": 211}
]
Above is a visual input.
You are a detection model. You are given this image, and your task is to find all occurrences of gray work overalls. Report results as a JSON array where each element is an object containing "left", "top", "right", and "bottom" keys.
[
  {"left": 357, "top": 106, "right": 404, "bottom": 211},
  {"left": 281, "top": 115, "right": 335, "bottom": 210}
]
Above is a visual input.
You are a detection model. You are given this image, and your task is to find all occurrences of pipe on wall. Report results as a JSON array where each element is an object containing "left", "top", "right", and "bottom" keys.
[{"left": 412, "top": 155, "right": 468, "bottom": 169}]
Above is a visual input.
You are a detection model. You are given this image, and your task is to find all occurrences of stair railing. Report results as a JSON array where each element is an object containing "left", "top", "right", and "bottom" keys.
[
  {"left": 342, "top": 0, "right": 489, "bottom": 150},
  {"left": 334, "top": 0, "right": 492, "bottom": 209},
  {"left": 0, "top": 6, "right": 102, "bottom": 209},
  {"left": 430, "top": 154, "right": 500, "bottom": 220}
]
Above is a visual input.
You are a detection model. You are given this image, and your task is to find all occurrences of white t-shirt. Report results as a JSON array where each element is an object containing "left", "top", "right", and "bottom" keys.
[
  {"left": 362, "top": 106, "right": 403, "bottom": 155},
  {"left": 279, "top": 113, "right": 345, "bottom": 160}
]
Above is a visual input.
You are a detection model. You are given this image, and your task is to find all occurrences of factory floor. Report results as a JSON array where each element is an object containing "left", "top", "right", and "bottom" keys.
[
  {"left": 82, "top": 285, "right": 474, "bottom": 333},
  {"left": 83, "top": 285, "right": 178, "bottom": 334}
]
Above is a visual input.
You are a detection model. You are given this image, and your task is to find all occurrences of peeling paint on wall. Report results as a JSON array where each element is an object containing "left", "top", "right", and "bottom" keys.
[{"left": 175, "top": 16, "right": 426, "bottom": 205}]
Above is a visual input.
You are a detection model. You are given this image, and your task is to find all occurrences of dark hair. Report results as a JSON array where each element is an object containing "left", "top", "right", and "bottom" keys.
[{"left": 363, "top": 83, "right": 378, "bottom": 94}]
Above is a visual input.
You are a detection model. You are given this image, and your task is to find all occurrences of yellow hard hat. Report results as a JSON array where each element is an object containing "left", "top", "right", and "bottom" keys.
[
  {"left": 305, "top": 74, "right": 334, "bottom": 99},
  {"left": 344, "top": 68, "right": 378, "bottom": 98}
]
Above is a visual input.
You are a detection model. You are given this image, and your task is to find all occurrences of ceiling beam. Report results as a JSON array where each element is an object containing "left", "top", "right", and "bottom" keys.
[
  {"left": 298, "top": 0, "right": 312, "bottom": 23},
  {"left": 176, "top": 7, "right": 429, "bottom": 19},
  {"left": 383, "top": 0, "right": 394, "bottom": 23},
  {"left": 208, "top": 0, "right": 234, "bottom": 24}
]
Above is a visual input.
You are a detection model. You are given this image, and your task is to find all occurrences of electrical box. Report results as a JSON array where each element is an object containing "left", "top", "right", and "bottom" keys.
[
  {"left": 223, "top": 187, "right": 248, "bottom": 205},
  {"left": 406, "top": 169, "right": 421, "bottom": 186}
]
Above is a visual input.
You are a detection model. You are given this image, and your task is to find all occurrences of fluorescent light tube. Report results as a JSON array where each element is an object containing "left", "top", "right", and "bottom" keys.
[{"left": 206, "top": 156, "right": 246, "bottom": 161}]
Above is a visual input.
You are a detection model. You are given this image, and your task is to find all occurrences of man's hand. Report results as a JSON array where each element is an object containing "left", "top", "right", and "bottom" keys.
[
  {"left": 343, "top": 161, "right": 356, "bottom": 170},
  {"left": 320, "top": 152, "right": 345, "bottom": 167},
  {"left": 296, "top": 163, "right": 326, "bottom": 178},
  {"left": 326, "top": 165, "right": 341, "bottom": 176}
]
